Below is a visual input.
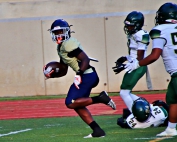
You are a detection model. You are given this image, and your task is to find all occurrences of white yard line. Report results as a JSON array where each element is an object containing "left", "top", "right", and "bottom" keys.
[
  {"left": 0, "top": 128, "right": 32, "bottom": 137},
  {"left": 134, "top": 137, "right": 173, "bottom": 142}
]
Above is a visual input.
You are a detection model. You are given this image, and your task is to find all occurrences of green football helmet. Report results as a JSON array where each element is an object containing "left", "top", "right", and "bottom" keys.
[
  {"left": 124, "top": 11, "right": 144, "bottom": 35},
  {"left": 132, "top": 98, "right": 151, "bottom": 122},
  {"left": 155, "top": 2, "right": 177, "bottom": 25}
]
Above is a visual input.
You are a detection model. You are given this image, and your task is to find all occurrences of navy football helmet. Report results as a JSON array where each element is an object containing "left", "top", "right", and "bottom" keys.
[
  {"left": 49, "top": 19, "right": 71, "bottom": 44},
  {"left": 132, "top": 98, "right": 151, "bottom": 122},
  {"left": 155, "top": 2, "right": 177, "bottom": 25},
  {"left": 124, "top": 11, "right": 144, "bottom": 35}
]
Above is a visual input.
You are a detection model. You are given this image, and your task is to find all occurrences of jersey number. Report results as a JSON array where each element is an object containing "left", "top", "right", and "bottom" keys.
[
  {"left": 128, "top": 118, "right": 137, "bottom": 128},
  {"left": 153, "top": 108, "right": 161, "bottom": 115},
  {"left": 171, "top": 32, "right": 177, "bottom": 45}
]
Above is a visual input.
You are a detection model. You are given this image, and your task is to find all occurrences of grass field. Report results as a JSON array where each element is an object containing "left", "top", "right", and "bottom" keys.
[
  {"left": 0, "top": 90, "right": 176, "bottom": 142},
  {"left": 0, "top": 115, "right": 177, "bottom": 142}
]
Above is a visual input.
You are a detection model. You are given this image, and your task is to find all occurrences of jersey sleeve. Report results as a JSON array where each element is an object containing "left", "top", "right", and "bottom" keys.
[
  {"left": 150, "top": 27, "right": 167, "bottom": 49},
  {"left": 62, "top": 38, "right": 82, "bottom": 52},
  {"left": 149, "top": 29, "right": 161, "bottom": 39},
  {"left": 137, "top": 41, "right": 148, "bottom": 50},
  {"left": 135, "top": 30, "right": 150, "bottom": 44},
  {"left": 135, "top": 32, "right": 149, "bottom": 50},
  {"left": 141, "top": 34, "right": 150, "bottom": 44},
  {"left": 152, "top": 38, "right": 166, "bottom": 49}
]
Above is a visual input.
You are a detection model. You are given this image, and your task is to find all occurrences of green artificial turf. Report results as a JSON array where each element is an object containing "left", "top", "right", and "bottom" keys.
[{"left": 0, "top": 115, "right": 176, "bottom": 142}]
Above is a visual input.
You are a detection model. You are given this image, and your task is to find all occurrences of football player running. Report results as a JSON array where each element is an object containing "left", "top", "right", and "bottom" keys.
[
  {"left": 117, "top": 98, "right": 169, "bottom": 129},
  {"left": 43, "top": 19, "right": 116, "bottom": 138},
  {"left": 124, "top": 2, "right": 177, "bottom": 136},
  {"left": 113, "top": 11, "right": 150, "bottom": 112}
]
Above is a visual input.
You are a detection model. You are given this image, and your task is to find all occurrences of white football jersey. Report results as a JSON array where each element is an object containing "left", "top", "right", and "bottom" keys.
[
  {"left": 127, "top": 30, "right": 149, "bottom": 60},
  {"left": 150, "top": 24, "right": 177, "bottom": 75},
  {"left": 126, "top": 105, "right": 168, "bottom": 129}
]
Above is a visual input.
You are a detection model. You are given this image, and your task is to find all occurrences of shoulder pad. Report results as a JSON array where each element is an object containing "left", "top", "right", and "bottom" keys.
[
  {"left": 149, "top": 29, "right": 161, "bottom": 39},
  {"left": 62, "top": 38, "right": 80, "bottom": 52},
  {"left": 141, "top": 34, "right": 150, "bottom": 44}
]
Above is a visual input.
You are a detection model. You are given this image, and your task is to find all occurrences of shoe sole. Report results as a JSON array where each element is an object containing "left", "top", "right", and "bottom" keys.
[{"left": 84, "top": 134, "right": 105, "bottom": 138}]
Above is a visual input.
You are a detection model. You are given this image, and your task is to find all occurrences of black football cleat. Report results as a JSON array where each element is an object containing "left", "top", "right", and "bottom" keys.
[
  {"left": 84, "top": 128, "right": 105, "bottom": 138},
  {"left": 98, "top": 91, "right": 116, "bottom": 110}
]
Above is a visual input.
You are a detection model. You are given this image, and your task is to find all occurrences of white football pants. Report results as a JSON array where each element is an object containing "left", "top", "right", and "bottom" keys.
[{"left": 120, "top": 89, "right": 140, "bottom": 112}]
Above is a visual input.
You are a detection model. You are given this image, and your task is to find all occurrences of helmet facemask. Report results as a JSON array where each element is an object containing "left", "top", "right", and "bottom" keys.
[
  {"left": 50, "top": 27, "right": 70, "bottom": 44},
  {"left": 155, "top": 11, "right": 166, "bottom": 25},
  {"left": 124, "top": 22, "right": 137, "bottom": 35}
]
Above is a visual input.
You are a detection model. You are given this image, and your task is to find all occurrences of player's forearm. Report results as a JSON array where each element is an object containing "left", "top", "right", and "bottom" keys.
[
  {"left": 137, "top": 50, "right": 145, "bottom": 61},
  {"left": 139, "top": 55, "right": 157, "bottom": 66},
  {"left": 139, "top": 48, "right": 161, "bottom": 66}
]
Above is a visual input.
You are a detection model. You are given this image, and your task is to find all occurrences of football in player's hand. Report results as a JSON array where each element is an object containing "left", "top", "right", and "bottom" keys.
[{"left": 44, "top": 61, "right": 64, "bottom": 78}]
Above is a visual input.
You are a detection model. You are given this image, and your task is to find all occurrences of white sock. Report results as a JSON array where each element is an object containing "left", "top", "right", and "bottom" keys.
[
  {"left": 120, "top": 90, "right": 133, "bottom": 112},
  {"left": 130, "top": 93, "right": 140, "bottom": 101},
  {"left": 168, "top": 122, "right": 177, "bottom": 129}
]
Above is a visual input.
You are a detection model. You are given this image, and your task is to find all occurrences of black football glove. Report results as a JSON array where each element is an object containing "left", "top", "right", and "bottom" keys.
[
  {"left": 122, "top": 108, "right": 131, "bottom": 119},
  {"left": 116, "top": 56, "right": 127, "bottom": 64},
  {"left": 112, "top": 62, "right": 125, "bottom": 74}
]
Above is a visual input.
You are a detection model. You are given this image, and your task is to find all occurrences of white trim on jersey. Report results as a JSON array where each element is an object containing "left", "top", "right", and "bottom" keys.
[
  {"left": 152, "top": 38, "right": 166, "bottom": 49},
  {"left": 137, "top": 42, "right": 147, "bottom": 50}
]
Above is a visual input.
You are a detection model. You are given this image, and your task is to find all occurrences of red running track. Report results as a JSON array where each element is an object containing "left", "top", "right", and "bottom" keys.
[{"left": 0, "top": 94, "right": 166, "bottom": 120}]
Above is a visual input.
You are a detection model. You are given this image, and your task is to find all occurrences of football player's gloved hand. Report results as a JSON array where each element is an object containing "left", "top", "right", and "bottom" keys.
[
  {"left": 74, "top": 75, "right": 82, "bottom": 89},
  {"left": 112, "top": 62, "right": 125, "bottom": 74},
  {"left": 125, "top": 59, "right": 139, "bottom": 73},
  {"left": 116, "top": 56, "right": 127, "bottom": 64},
  {"left": 43, "top": 65, "right": 54, "bottom": 80}
]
